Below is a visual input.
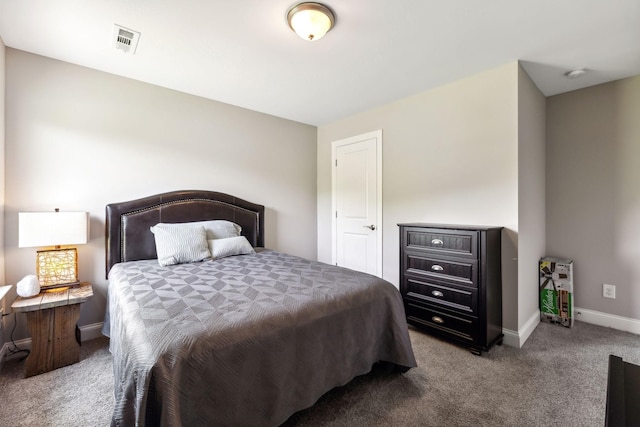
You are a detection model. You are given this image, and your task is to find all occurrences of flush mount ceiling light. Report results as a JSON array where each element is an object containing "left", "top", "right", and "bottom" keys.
[
  {"left": 565, "top": 68, "right": 588, "bottom": 79},
  {"left": 287, "top": 2, "right": 335, "bottom": 41}
]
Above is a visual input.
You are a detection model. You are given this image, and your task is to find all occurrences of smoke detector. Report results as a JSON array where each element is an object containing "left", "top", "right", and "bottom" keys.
[
  {"left": 112, "top": 24, "right": 140, "bottom": 54},
  {"left": 564, "top": 68, "right": 588, "bottom": 79}
]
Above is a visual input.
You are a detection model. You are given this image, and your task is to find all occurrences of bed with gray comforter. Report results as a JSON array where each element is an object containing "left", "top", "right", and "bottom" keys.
[{"left": 103, "top": 191, "right": 416, "bottom": 426}]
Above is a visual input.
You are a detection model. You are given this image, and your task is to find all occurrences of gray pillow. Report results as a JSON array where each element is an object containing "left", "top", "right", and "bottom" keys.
[
  {"left": 153, "top": 220, "right": 241, "bottom": 240},
  {"left": 150, "top": 224, "right": 211, "bottom": 266},
  {"left": 208, "top": 236, "right": 255, "bottom": 260}
]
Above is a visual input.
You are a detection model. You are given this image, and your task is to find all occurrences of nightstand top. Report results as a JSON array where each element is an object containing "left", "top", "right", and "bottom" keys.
[{"left": 11, "top": 282, "right": 93, "bottom": 312}]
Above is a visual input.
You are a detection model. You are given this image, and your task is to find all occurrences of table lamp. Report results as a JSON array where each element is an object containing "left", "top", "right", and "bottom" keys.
[{"left": 18, "top": 209, "right": 89, "bottom": 290}]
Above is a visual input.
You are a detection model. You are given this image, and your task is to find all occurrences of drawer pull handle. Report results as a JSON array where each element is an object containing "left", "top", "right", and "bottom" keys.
[
  {"left": 432, "top": 316, "right": 444, "bottom": 324},
  {"left": 431, "top": 238, "right": 444, "bottom": 246},
  {"left": 431, "top": 264, "right": 444, "bottom": 271},
  {"left": 431, "top": 290, "right": 444, "bottom": 297}
]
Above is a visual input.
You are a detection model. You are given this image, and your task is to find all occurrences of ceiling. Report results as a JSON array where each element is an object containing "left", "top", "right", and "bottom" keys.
[{"left": 1, "top": 0, "right": 639, "bottom": 126}]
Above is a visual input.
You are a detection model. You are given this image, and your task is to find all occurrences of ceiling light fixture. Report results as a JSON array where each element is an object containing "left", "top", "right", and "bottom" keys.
[
  {"left": 564, "top": 68, "right": 588, "bottom": 79},
  {"left": 287, "top": 2, "right": 335, "bottom": 41}
]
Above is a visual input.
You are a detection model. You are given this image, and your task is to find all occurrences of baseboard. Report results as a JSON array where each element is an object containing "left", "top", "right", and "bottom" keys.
[
  {"left": 80, "top": 322, "right": 106, "bottom": 341},
  {"left": 501, "top": 328, "right": 519, "bottom": 348},
  {"left": 501, "top": 307, "right": 640, "bottom": 351},
  {"left": 575, "top": 307, "right": 640, "bottom": 335},
  {"left": 1, "top": 336, "right": 31, "bottom": 362},
  {"left": 502, "top": 309, "right": 540, "bottom": 349},
  {"left": 1, "top": 322, "right": 105, "bottom": 363}
]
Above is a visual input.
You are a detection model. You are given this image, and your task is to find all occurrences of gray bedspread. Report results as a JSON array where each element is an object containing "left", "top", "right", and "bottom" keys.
[{"left": 105, "top": 249, "right": 416, "bottom": 427}]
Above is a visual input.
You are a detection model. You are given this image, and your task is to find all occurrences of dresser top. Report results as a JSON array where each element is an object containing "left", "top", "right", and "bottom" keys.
[{"left": 398, "top": 223, "right": 503, "bottom": 231}]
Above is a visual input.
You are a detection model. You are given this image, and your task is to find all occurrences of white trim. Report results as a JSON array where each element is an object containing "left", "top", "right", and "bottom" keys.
[
  {"left": 1, "top": 322, "right": 105, "bottom": 365},
  {"left": 500, "top": 307, "right": 640, "bottom": 351},
  {"left": 501, "top": 310, "right": 540, "bottom": 348},
  {"left": 78, "top": 322, "right": 106, "bottom": 341},
  {"left": 1, "top": 336, "right": 30, "bottom": 362},
  {"left": 331, "top": 130, "right": 383, "bottom": 278},
  {"left": 501, "top": 328, "right": 519, "bottom": 348},
  {"left": 518, "top": 310, "right": 542, "bottom": 346},
  {"left": 575, "top": 306, "right": 640, "bottom": 335}
]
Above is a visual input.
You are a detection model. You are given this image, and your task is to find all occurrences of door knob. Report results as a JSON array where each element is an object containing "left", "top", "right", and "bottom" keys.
[{"left": 363, "top": 225, "right": 376, "bottom": 230}]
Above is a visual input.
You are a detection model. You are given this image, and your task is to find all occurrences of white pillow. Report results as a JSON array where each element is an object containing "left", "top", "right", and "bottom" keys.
[
  {"left": 150, "top": 224, "right": 211, "bottom": 266},
  {"left": 208, "top": 236, "right": 255, "bottom": 260},
  {"left": 153, "top": 220, "right": 241, "bottom": 240}
]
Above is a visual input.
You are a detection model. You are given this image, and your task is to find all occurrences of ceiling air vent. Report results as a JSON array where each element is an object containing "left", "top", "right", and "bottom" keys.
[{"left": 112, "top": 24, "right": 140, "bottom": 54}]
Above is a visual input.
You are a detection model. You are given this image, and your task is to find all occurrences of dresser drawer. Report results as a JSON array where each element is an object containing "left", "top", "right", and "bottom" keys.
[
  {"left": 405, "top": 252, "right": 477, "bottom": 287},
  {"left": 405, "top": 227, "right": 478, "bottom": 259},
  {"left": 404, "top": 276, "right": 477, "bottom": 315},
  {"left": 405, "top": 302, "right": 477, "bottom": 343}
]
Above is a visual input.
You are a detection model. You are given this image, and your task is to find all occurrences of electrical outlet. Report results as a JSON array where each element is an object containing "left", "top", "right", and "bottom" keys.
[{"left": 603, "top": 283, "right": 616, "bottom": 299}]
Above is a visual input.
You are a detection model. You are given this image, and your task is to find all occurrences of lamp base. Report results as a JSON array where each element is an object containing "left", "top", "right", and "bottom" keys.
[
  {"left": 41, "top": 281, "right": 81, "bottom": 292},
  {"left": 36, "top": 248, "right": 79, "bottom": 289}
]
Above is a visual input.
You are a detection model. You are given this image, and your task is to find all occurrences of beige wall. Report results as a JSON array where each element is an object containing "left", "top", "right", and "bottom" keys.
[
  {"left": 517, "top": 66, "right": 547, "bottom": 331},
  {"left": 546, "top": 75, "right": 640, "bottom": 320},
  {"left": 318, "top": 62, "right": 521, "bottom": 332},
  {"left": 4, "top": 49, "right": 317, "bottom": 337}
]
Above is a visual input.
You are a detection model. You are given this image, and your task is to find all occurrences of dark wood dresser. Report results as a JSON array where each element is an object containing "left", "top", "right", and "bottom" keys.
[{"left": 399, "top": 223, "right": 503, "bottom": 355}]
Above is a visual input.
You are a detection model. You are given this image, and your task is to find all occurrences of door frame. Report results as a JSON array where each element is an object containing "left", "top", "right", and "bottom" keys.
[{"left": 331, "top": 129, "right": 383, "bottom": 278}]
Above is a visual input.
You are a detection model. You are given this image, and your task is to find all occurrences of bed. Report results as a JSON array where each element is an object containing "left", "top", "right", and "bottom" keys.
[{"left": 103, "top": 190, "right": 416, "bottom": 427}]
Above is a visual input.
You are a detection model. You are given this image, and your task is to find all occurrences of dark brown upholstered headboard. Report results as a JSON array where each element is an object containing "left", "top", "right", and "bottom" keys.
[{"left": 105, "top": 190, "right": 265, "bottom": 278}]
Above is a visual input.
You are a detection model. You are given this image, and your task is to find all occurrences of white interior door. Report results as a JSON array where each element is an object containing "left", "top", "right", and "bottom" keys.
[{"left": 332, "top": 130, "right": 382, "bottom": 277}]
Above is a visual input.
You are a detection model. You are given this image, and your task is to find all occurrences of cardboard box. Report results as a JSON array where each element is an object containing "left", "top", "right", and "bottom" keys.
[{"left": 539, "top": 257, "right": 574, "bottom": 327}]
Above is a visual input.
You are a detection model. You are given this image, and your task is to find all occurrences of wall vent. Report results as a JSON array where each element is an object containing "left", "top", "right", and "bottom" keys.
[{"left": 113, "top": 24, "right": 140, "bottom": 54}]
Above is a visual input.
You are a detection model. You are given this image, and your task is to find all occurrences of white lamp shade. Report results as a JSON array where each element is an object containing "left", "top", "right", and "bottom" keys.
[{"left": 19, "top": 211, "right": 89, "bottom": 248}]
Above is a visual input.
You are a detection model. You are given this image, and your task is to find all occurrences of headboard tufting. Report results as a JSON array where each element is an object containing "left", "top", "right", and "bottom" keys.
[{"left": 105, "top": 190, "right": 264, "bottom": 278}]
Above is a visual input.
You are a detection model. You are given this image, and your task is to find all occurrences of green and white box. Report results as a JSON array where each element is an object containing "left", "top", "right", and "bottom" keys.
[{"left": 539, "top": 257, "right": 574, "bottom": 327}]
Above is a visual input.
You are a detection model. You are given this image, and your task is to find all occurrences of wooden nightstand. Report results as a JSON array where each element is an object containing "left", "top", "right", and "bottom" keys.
[{"left": 11, "top": 282, "right": 93, "bottom": 377}]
